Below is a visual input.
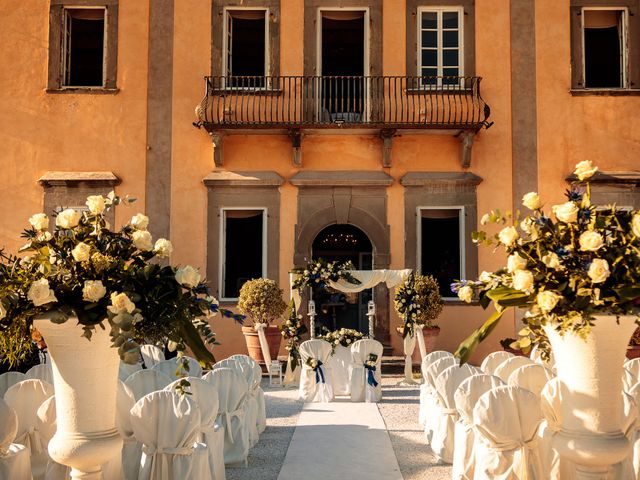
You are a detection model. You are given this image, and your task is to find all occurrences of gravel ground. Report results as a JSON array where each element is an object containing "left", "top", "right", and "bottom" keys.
[{"left": 229, "top": 375, "right": 451, "bottom": 480}]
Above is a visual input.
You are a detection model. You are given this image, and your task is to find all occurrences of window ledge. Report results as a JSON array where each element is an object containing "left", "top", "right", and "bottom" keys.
[
  {"left": 570, "top": 88, "right": 640, "bottom": 97},
  {"left": 38, "top": 171, "right": 121, "bottom": 187},
  {"left": 46, "top": 87, "right": 119, "bottom": 95}
]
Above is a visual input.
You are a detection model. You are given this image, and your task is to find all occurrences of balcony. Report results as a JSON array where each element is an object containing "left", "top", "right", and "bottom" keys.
[{"left": 195, "top": 75, "right": 492, "bottom": 167}]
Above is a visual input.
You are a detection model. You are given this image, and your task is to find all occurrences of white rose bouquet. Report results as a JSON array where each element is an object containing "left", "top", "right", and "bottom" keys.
[
  {"left": 453, "top": 160, "right": 640, "bottom": 363},
  {"left": 0, "top": 191, "right": 244, "bottom": 368}
]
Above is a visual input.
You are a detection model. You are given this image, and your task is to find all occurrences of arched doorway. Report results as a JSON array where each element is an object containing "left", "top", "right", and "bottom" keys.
[{"left": 311, "top": 224, "right": 372, "bottom": 334}]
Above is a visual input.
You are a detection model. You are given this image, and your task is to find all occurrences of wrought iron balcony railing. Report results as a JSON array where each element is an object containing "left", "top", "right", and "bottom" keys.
[{"left": 196, "top": 75, "right": 491, "bottom": 131}]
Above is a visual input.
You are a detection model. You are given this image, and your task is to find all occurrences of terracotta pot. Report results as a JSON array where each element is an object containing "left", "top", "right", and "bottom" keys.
[
  {"left": 627, "top": 345, "right": 640, "bottom": 360},
  {"left": 35, "top": 315, "right": 122, "bottom": 480},
  {"left": 242, "top": 325, "right": 282, "bottom": 364},
  {"left": 411, "top": 326, "right": 441, "bottom": 364},
  {"left": 543, "top": 315, "right": 636, "bottom": 479}
]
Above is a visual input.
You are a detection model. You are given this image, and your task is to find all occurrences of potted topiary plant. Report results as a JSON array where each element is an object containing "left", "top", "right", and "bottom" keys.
[{"left": 237, "top": 278, "right": 287, "bottom": 365}]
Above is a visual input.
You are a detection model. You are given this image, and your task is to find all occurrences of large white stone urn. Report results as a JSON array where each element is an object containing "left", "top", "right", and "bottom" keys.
[
  {"left": 543, "top": 314, "right": 637, "bottom": 479},
  {"left": 34, "top": 315, "right": 122, "bottom": 480}
]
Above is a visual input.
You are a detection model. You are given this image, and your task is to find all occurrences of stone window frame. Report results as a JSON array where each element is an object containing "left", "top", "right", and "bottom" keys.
[
  {"left": 203, "top": 171, "right": 282, "bottom": 303},
  {"left": 401, "top": 172, "right": 482, "bottom": 304},
  {"left": 570, "top": 0, "right": 640, "bottom": 94},
  {"left": 406, "top": 0, "right": 476, "bottom": 79},
  {"left": 211, "top": 0, "right": 281, "bottom": 79},
  {"left": 566, "top": 171, "right": 640, "bottom": 207},
  {"left": 47, "top": 0, "right": 119, "bottom": 93}
]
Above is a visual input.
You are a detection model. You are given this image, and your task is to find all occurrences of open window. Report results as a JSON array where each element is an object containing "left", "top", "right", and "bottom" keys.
[
  {"left": 417, "top": 7, "right": 464, "bottom": 87},
  {"left": 223, "top": 8, "right": 268, "bottom": 88},
  {"left": 582, "top": 8, "right": 628, "bottom": 88}
]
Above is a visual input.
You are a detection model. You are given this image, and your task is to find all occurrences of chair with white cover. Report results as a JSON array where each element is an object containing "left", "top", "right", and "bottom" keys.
[
  {"left": 452, "top": 374, "right": 504, "bottom": 480},
  {"left": 418, "top": 351, "right": 454, "bottom": 426},
  {"left": 250, "top": 363, "right": 266, "bottom": 435},
  {"left": 298, "top": 339, "right": 334, "bottom": 403},
  {"left": 165, "top": 377, "right": 226, "bottom": 480},
  {"left": 140, "top": 344, "right": 165, "bottom": 369},
  {"left": 538, "top": 378, "right": 574, "bottom": 480},
  {"left": 25, "top": 364, "right": 54, "bottom": 386},
  {"left": 479, "top": 350, "right": 513, "bottom": 375},
  {"left": 423, "top": 356, "right": 458, "bottom": 444},
  {"left": 612, "top": 392, "right": 637, "bottom": 479},
  {"left": 430, "top": 363, "right": 479, "bottom": 463},
  {"left": 0, "top": 397, "right": 31, "bottom": 480},
  {"left": 508, "top": 363, "right": 554, "bottom": 398},
  {"left": 4, "top": 379, "right": 54, "bottom": 479},
  {"left": 327, "top": 344, "right": 353, "bottom": 396},
  {"left": 530, "top": 344, "right": 556, "bottom": 371},
  {"left": 152, "top": 356, "right": 203, "bottom": 380},
  {"left": 624, "top": 358, "right": 640, "bottom": 392},
  {"left": 118, "top": 361, "right": 142, "bottom": 383},
  {"left": 115, "top": 381, "right": 142, "bottom": 480},
  {"left": 124, "top": 369, "right": 173, "bottom": 402},
  {"left": 628, "top": 382, "right": 640, "bottom": 479},
  {"left": 493, "top": 355, "right": 534, "bottom": 383},
  {"left": 472, "top": 385, "right": 544, "bottom": 480},
  {"left": 350, "top": 339, "right": 383, "bottom": 403},
  {"left": 130, "top": 390, "right": 212, "bottom": 480},
  {"left": 0, "top": 371, "right": 26, "bottom": 398},
  {"left": 203, "top": 367, "right": 250, "bottom": 467}
]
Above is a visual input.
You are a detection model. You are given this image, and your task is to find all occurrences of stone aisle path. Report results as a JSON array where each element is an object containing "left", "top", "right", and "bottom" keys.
[{"left": 277, "top": 399, "right": 403, "bottom": 480}]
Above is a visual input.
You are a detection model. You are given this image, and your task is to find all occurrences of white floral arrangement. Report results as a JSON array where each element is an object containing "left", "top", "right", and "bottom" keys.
[
  {"left": 291, "top": 258, "right": 360, "bottom": 292},
  {"left": 320, "top": 327, "right": 364, "bottom": 349}
]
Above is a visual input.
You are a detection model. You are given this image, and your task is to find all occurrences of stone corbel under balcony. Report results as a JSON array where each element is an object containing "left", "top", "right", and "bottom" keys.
[
  {"left": 210, "top": 131, "right": 225, "bottom": 167},
  {"left": 457, "top": 130, "right": 475, "bottom": 169}
]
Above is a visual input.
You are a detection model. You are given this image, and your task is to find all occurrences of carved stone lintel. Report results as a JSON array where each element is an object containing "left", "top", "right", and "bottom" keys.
[
  {"left": 211, "top": 132, "right": 225, "bottom": 167},
  {"left": 459, "top": 130, "right": 475, "bottom": 169},
  {"left": 290, "top": 129, "right": 303, "bottom": 166},
  {"left": 380, "top": 129, "right": 396, "bottom": 168}
]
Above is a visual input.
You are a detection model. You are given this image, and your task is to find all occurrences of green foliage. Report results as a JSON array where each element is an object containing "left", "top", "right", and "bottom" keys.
[
  {"left": 394, "top": 272, "right": 444, "bottom": 337},
  {"left": 279, "top": 299, "right": 308, "bottom": 371},
  {"left": 237, "top": 278, "right": 287, "bottom": 325},
  {"left": 291, "top": 258, "right": 361, "bottom": 292}
]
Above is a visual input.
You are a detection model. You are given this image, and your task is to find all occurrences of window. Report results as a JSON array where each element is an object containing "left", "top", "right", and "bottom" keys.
[
  {"left": 418, "top": 7, "right": 464, "bottom": 86},
  {"left": 220, "top": 209, "right": 266, "bottom": 299},
  {"left": 583, "top": 8, "right": 627, "bottom": 88},
  {"left": 417, "top": 207, "right": 465, "bottom": 298},
  {"left": 223, "top": 8, "right": 268, "bottom": 88}
]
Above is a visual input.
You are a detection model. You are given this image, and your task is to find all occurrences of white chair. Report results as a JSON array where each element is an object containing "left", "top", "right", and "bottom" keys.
[
  {"left": 472, "top": 385, "right": 544, "bottom": 480},
  {"left": 479, "top": 350, "right": 513, "bottom": 375},
  {"left": 508, "top": 363, "right": 554, "bottom": 398},
  {"left": 538, "top": 378, "right": 575, "bottom": 480},
  {"left": 4, "top": 379, "right": 54, "bottom": 479},
  {"left": 118, "top": 361, "right": 142, "bottom": 383},
  {"left": 423, "top": 356, "right": 458, "bottom": 444},
  {"left": 115, "top": 381, "right": 142, "bottom": 480},
  {"left": 418, "top": 351, "right": 453, "bottom": 426},
  {"left": 25, "top": 364, "right": 54, "bottom": 386},
  {"left": 430, "top": 363, "right": 479, "bottom": 463},
  {"left": 140, "top": 344, "right": 165, "bottom": 369},
  {"left": 0, "top": 397, "right": 31, "bottom": 480},
  {"left": 350, "top": 339, "right": 383, "bottom": 403},
  {"left": 124, "top": 369, "right": 173, "bottom": 402},
  {"left": 298, "top": 340, "right": 334, "bottom": 403},
  {"left": 152, "top": 356, "right": 203, "bottom": 380},
  {"left": 612, "top": 392, "right": 637, "bottom": 479},
  {"left": 130, "top": 390, "right": 212, "bottom": 480},
  {"left": 493, "top": 355, "right": 534, "bottom": 383},
  {"left": 0, "top": 371, "right": 26, "bottom": 398},
  {"left": 628, "top": 382, "right": 640, "bottom": 479},
  {"left": 165, "top": 377, "right": 226, "bottom": 480},
  {"left": 203, "top": 367, "right": 249, "bottom": 467},
  {"left": 250, "top": 363, "right": 266, "bottom": 435},
  {"left": 624, "top": 358, "right": 640, "bottom": 392},
  {"left": 327, "top": 345, "right": 353, "bottom": 396},
  {"left": 452, "top": 374, "right": 504, "bottom": 480}
]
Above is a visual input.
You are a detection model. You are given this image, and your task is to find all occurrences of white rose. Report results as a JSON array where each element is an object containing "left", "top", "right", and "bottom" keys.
[
  {"left": 574, "top": 160, "right": 598, "bottom": 181},
  {"left": 498, "top": 226, "right": 519, "bottom": 247},
  {"left": 588, "top": 259, "right": 610, "bottom": 283},
  {"left": 542, "top": 252, "right": 562, "bottom": 270},
  {"left": 154, "top": 238, "right": 173, "bottom": 258},
  {"left": 479, "top": 271, "right": 492, "bottom": 283},
  {"left": 27, "top": 279, "right": 58, "bottom": 306},
  {"left": 175, "top": 265, "right": 201, "bottom": 288},
  {"left": 132, "top": 230, "right": 153, "bottom": 251},
  {"left": 29, "top": 213, "right": 49, "bottom": 231},
  {"left": 130, "top": 213, "right": 149, "bottom": 230},
  {"left": 85, "top": 195, "right": 106, "bottom": 215},
  {"left": 632, "top": 214, "right": 640, "bottom": 237},
  {"left": 0, "top": 302, "right": 6, "bottom": 320},
  {"left": 108, "top": 292, "right": 136, "bottom": 314},
  {"left": 82, "top": 280, "right": 107, "bottom": 302},
  {"left": 537, "top": 290, "right": 562, "bottom": 313},
  {"left": 56, "top": 209, "right": 81, "bottom": 229},
  {"left": 507, "top": 253, "right": 528, "bottom": 273},
  {"left": 552, "top": 202, "right": 579, "bottom": 223},
  {"left": 71, "top": 242, "right": 91, "bottom": 262},
  {"left": 480, "top": 213, "right": 490, "bottom": 225},
  {"left": 458, "top": 285, "right": 473, "bottom": 303},
  {"left": 512, "top": 270, "right": 534, "bottom": 293},
  {"left": 522, "top": 192, "right": 542, "bottom": 210},
  {"left": 579, "top": 230, "right": 604, "bottom": 252}
]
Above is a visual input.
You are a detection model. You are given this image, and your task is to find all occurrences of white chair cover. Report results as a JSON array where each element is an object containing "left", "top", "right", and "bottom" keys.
[
  {"left": 5, "top": 379, "right": 54, "bottom": 479},
  {"left": 0, "top": 371, "right": 26, "bottom": 398},
  {"left": 25, "top": 364, "right": 54, "bottom": 386},
  {"left": 538, "top": 378, "right": 574, "bottom": 480},
  {"left": 118, "top": 361, "right": 142, "bottom": 383},
  {"left": 0, "top": 397, "right": 32, "bottom": 480},
  {"left": 203, "top": 368, "right": 250, "bottom": 467},
  {"left": 140, "top": 345, "right": 165, "bottom": 369},
  {"left": 212, "top": 358, "right": 245, "bottom": 375},
  {"left": 349, "top": 339, "right": 383, "bottom": 403},
  {"left": 418, "top": 351, "right": 453, "bottom": 426},
  {"left": 165, "top": 377, "right": 226, "bottom": 480},
  {"left": 115, "top": 381, "right": 142, "bottom": 480},
  {"left": 624, "top": 366, "right": 637, "bottom": 393},
  {"left": 479, "top": 351, "right": 513, "bottom": 375},
  {"left": 493, "top": 355, "right": 534, "bottom": 383},
  {"left": 473, "top": 385, "right": 544, "bottom": 480},
  {"left": 628, "top": 382, "right": 640, "bottom": 480},
  {"left": 251, "top": 363, "right": 267, "bottom": 434},
  {"left": 124, "top": 369, "right": 173, "bottom": 402},
  {"left": 327, "top": 345, "right": 353, "bottom": 396},
  {"left": 508, "top": 363, "right": 554, "bottom": 398},
  {"left": 152, "top": 356, "right": 202, "bottom": 380},
  {"left": 530, "top": 345, "right": 555, "bottom": 371},
  {"left": 452, "top": 374, "right": 504, "bottom": 480},
  {"left": 612, "top": 392, "right": 637, "bottom": 478},
  {"left": 423, "top": 356, "right": 458, "bottom": 444},
  {"left": 298, "top": 340, "right": 334, "bottom": 403},
  {"left": 130, "top": 390, "right": 212, "bottom": 480},
  {"left": 430, "top": 363, "right": 479, "bottom": 463}
]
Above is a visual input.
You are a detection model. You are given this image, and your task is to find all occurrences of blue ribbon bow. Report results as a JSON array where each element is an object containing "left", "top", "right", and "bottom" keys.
[
  {"left": 364, "top": 364, "right": 378, "bottom": 387},
  {"left": 313, "top": 361, "right": 326, "bottom": 384}
]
